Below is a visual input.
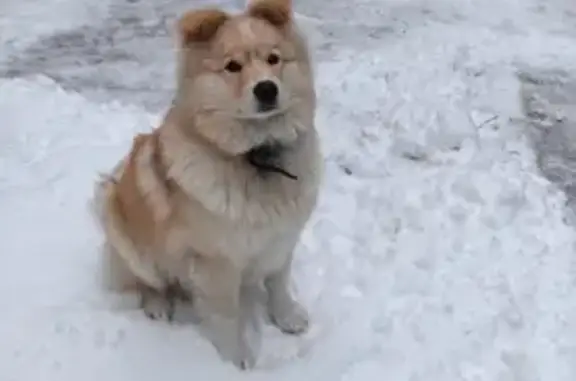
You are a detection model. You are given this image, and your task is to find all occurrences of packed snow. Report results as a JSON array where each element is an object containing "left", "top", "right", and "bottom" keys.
[{"left": 1, "top": 0, "right": 576, "bottom": 380}]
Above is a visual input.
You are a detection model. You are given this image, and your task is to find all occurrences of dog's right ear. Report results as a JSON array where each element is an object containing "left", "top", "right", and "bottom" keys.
[
  {"left": 177, "top": 9, "right": 230, "bottom": 46},
  {"left": 247, "top": 0, "right": 292, "bottom": 29}
]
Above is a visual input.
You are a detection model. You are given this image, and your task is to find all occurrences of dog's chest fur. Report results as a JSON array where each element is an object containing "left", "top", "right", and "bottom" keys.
[{"left": 162, "top": 129, "right": 321, "bottom": 274}]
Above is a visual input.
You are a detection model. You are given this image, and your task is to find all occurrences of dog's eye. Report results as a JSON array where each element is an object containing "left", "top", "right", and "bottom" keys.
[
  {"left": 225, "top": 60, "right": 243, "bottom": 73},
  {"left": 267, "top": 53, "right": 280, "bottom": 65}
]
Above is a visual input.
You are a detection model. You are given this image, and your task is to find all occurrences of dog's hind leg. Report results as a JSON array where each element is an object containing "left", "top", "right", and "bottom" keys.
[
  {"left": 102, "top": 239, "right": 177, "bottom": 320},
  {"left": 95, "top": 170, "right": 167, "bottom": 293},
  {"left": 139, "top": 284, "right": 176, "bottom": 321},
  {"left": 100, "top": 239, "right": 179, "bottom": 321},
  {"left": 139, "top": 281, "right": 193, "bottom": 322}
]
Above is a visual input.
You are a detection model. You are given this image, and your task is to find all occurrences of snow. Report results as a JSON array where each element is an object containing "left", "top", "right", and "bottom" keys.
[{"left": 1, "top": 0, "right": 576, "bottom": 380}]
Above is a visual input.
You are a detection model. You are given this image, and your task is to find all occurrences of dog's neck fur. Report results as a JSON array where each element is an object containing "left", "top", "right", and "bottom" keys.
[{"left": 159, "top": 107, "right": 320, "bottom": 225}]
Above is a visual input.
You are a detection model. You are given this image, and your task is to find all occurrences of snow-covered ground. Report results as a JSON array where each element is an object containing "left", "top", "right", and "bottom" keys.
[{"left": 1, "top": 0, "right": 576, "bottom": 379}]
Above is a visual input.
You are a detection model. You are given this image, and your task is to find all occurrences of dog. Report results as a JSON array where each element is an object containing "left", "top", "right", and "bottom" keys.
[{"left": 91, "top": 0, "right": 322, "bottom": 370}]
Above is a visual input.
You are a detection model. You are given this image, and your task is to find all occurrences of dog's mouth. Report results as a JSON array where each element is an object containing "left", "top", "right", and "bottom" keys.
[
  {"left": 245, "top": 142, "right": 298, "bottom": 180},
  {"left": 257, "top": 101, "right": 278, "bottom": 113}
]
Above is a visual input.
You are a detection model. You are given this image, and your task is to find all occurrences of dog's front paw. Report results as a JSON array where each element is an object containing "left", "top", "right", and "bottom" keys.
[
  {"left": 140, "top": 289, "right": 175, "bottom": 321},
  {"left": 216, "top": 337, "right": 257, "bottom": 371},
  {"left": 269, "top": 301, "right": 309, "bottom": 335},
  {"left": 232, "top": 350, "right": 257, "bottom": 371},
  {"left": 208, "top": 322, "right": 258, "bottom": 370}
]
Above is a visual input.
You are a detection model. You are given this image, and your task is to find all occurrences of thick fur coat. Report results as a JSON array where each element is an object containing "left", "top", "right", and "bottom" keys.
[{"left": 92, "top": 0, "right": 322, "bottom": 370}]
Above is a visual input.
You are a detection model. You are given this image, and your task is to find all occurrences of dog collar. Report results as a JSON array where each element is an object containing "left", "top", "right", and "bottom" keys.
[{"left": 245, "top": 142, "right": 298, "bottom": 180}]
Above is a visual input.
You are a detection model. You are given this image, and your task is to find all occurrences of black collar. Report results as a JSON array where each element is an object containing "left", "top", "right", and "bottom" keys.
[{"left": 245, "top": 142, "right": 298, "bottom": 180}]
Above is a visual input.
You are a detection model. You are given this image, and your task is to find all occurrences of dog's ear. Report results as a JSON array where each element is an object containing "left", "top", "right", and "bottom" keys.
[
  {"left": 246, "top": 0, "right": 292, "bottom": 29},
  {"left": 178, "top": 9, "right": 230, "bottom": 46}
]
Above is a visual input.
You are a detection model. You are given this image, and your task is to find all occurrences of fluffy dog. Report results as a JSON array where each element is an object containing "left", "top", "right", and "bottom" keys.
[{"left": 92, "top": 0, "right": 322, "bottom": 370}]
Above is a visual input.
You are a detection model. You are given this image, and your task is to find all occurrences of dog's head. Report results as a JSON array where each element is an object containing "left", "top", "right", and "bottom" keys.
[{"left": 174, "top": 0, "right": 315, "bottom": 155}]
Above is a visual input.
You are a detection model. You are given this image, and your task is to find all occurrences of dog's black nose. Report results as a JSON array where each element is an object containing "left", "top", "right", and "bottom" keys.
[{"left": 253, "top": 80, "right": 278, "bottom": 108}]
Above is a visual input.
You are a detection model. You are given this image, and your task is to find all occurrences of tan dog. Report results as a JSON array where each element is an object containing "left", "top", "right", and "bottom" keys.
[{"left": 92, "top": 0, "right": 322, "bottom": 370}]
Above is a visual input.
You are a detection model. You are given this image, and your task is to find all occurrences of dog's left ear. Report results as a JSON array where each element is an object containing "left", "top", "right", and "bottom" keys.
[
  {"left": 178, "top": 8, "right": 230, "bottom": 46},
  {"left": 246, "top": 0, "right": 292, "bottom": 29}
]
